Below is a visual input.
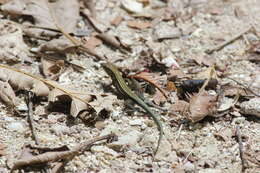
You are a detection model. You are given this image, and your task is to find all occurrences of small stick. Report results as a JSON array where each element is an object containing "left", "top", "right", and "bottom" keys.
[
  {"left": 235, "top": 125, "right": 247, "bottom": 172},
  {"left": 25, "top": 91, "right": 39, "bottom": 145},
  {"left": 227, "top": 77, "right": 260, "bottom": 97},
  {"left": 205, "top": 27, "right": 252, "bottom": 54},
  {"left": 11, "top": 133, "right": 116, "bottom": 171}
]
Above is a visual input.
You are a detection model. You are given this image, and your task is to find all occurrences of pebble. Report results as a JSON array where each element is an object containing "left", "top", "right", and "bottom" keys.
[
  {"left": 108, "top": 130, "right": 142, "bottom": 151},
  {"left": 6, "top": 121, "right": 26, "bottom": 132},
  {"left": 100, "top": 123, "right": 120, "bottom": 136},
  {"left": 129, "top": 119, "right": 143, "bottom": 126},
  {"left": 121, "top": 0, "right": 143, "bottom": 14},
  {"left": 51, "top": 124, "right": 70, "bottom": 136},
  {"left": 184, "top": 161, "right": 196, "bottom": 173},
  {"left": 240, "top": 98, "right": 260, "bottom": 118}
]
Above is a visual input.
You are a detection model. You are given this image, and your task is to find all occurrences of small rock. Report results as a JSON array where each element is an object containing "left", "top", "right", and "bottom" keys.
[
  {"left": 16, "top": 102, "right": 28, "bottom": 111},
  {"left": 240, "top": 98, "right": 260, "bottom": 118},
  {"left": 121, "top": 0, "right": 143, "bottom": 14},
  {"left": 100, "top": 123, "right": 120, "bottom": 136},
  {"left": 51, "top": 124, "right": 70, "bottom": 136},
  {"left": 232, "top": 117, "right": 246, "bottom": 125},
  {"left": 129, "top": 119, "right": 143, "bottom": 126},
  {"left": 91, "top": 146, "right": 119, "bottom": 157},
  {"left": 198, "top": 168, "right": 222, "bottom": 173},
  {"left": 111, "top": 110, "right": 122, "bottom": 120},
  {"left": 108, "top": 130, "right": 142, "bottom": 151},
  {"left": 6, "top": 121, "right": 26, "bottom": 132},
  {"left": 154, "top": 24, "right": 181, "bottom": 41},
  {"left": 154, "top": 138, "right": 176, "bottom": 162},
  {"left": 95, "top": 121, "right": 106, "bottom": 130},
  {"left": 183, "top": 161, "right": 196, "bottom": 173},
  {"left": 3, "top": 117, "right": 15, "bottom": 122},
  {"left": 162, "top": 57, "right": 180, "bottom": 68}
]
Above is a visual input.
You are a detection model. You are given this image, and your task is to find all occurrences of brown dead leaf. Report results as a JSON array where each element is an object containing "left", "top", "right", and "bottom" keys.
[
  {"left": 89, "top": 94, "right": 118, "bottom": 114},
  {"left": 0, "top": 20, "right": 31, "bottom": 63},
  {"left": 166, "top": 81, "right": 177, "bottom": 92},
  {"left": 84, "top": 36, "right": 102, "bottom": 49},
  {"left": 130, "top": 71, "right": 168, "bottom": 99},
  {"left": 48, "top": 88, "right": 94, "bottom": 118},
  {"left": 196, "top": 66, "right": 218, "bottom": 80},
  {"left": 167, "top": 68, "right": 187, "bottom": 80},
  {"left": 0, "top": 80, "right": 17, "bottom": 106},
  {"left": 111, "top": 16, "right": 123, "bottom": 26},
  {"left": 0, "top": 68, "right": 49, "bottom": 97},
  {"left": 0, "top": 143, "right": 6, "bottom": 156},
  {"left": 170, "top": 100, "right": 189, "bottom": 115},
  {"left": 127, "top": 20, "right": 151, "bottom": 29},
  {"left": 2, "top": 0, "right": 79, "bottom": 35},
  {"left": 153, "top": 90, "right": 167, "bottom": 105},
  {"left": 39, "top": 36, "right": 76, "bottom": 52},
  {"left": 41, "top": 58, "right": 65, "bottom": 80},
  {"left": 192, "top": 55, "right": 216, "bottom": 67},
  {"left": 187, "top": 90, "right": 218, "bottom": 122}
]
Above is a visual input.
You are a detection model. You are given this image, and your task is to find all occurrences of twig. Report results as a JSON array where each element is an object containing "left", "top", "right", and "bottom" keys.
[
  {"left": 205, "top": 27, "right": 252, "bottom": 54},
  {"left": 25, "top": 91, "right": 39, "bottom": 145},
  {"left": 235, "top": 125, "right": 247, "bottom": 172},
  {"left": 227, "top": 77, "right": 260, "bottom": 97},
  {"left": 11, "top": 133, "right": 117, "bottom": 171}
]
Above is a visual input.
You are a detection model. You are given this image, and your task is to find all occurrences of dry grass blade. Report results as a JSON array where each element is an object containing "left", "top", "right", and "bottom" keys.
[{"left": 0, "top": 65, "right": 91, "bottom": 107}]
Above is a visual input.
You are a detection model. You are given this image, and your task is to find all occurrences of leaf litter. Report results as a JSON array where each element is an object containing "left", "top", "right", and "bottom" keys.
[{"left": 0, "top": 0, "right": 260, "bottom": 172}]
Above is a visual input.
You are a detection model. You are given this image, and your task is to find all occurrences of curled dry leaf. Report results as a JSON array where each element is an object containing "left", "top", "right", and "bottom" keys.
[
  {"left": 186, "top": 90, "right": 218, "bottom": 122},
  {"left": 41, "top": 57, "right": 65, "bottom": 80},
  {"left": 2, "top": 0, "right": 79, "bottom": 36},
  {"left": 0, "top": 20, "right": 30, "bottom": 62},
  {"left": 88, "top": 94, "right": 118, "bottom": 114},
  {"left": 0, "top": 80, "right": 18, "bottom": 106},
  {"left": 0, "top": 68, "right": 49, "bottom": 97},
  {"left": 39, "top": 36, "right": 75, "bottom": 52},
  {"left": 48, "top": 88, "right": 94, "bottom": 118},
  {"left": 130, "top": 71, "right": 168, "bottom": 99}
]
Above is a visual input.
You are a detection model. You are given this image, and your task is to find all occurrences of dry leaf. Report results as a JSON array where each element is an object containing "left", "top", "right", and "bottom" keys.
[
  {"left": 111, "top": 16, "right": 123, "bottom": 26},
  {"left": 0, "top": 80, "right": 17, "bottom": 106},
  {"left": 166, "top": 81, "right": 177, "bottom": 92},
  {"left": 167, "top": 67, "right": 187, "bottom": 80},
  {"left": 153, "top": 90, "right": 167, "bottom": 105},
  {"left": 48, "top": 88, "right": 94, "bottom": 118},
  {"left": 2, "top": 0, "right": 79, "bottom": 35},
  {"left": 127, "top": 20, "right": 151, "bottom": 29},
  {"left": 84, "top": 36, "right": 102, "bottom": 49},
  {"left": 41, "top": 58, "right": 65, "bottom": 80},
  {"left": 39, "top": 36, "right": 75, "bottom": 52},
  {"left": 0, "top": 20, "right": 30, "bottom": 63},
  {"left": 170, "top": 100, "right": 189, "bottom": 115},
  {"left": 187, "top": 90, "right": 217, "bottom": 122},
  {"left": 89, "top": 94, "right": 117, "bottom": 114},
  {"left": 196, "top": 66, "right": 218, "bottom": 79},
  {"left": 0, "top": 143, "right": 6, "bottom": 156},
  {"left": 130, "top": 71, "right": 168, "bottom": 99},
  {"left": 0, "top": 68, "right": 49, "bottom": 97}
]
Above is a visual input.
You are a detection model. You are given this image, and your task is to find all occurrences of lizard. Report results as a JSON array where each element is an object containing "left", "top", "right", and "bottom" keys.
[{"left": 102, "top": 62, "right": 163, "bottom": 155}]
